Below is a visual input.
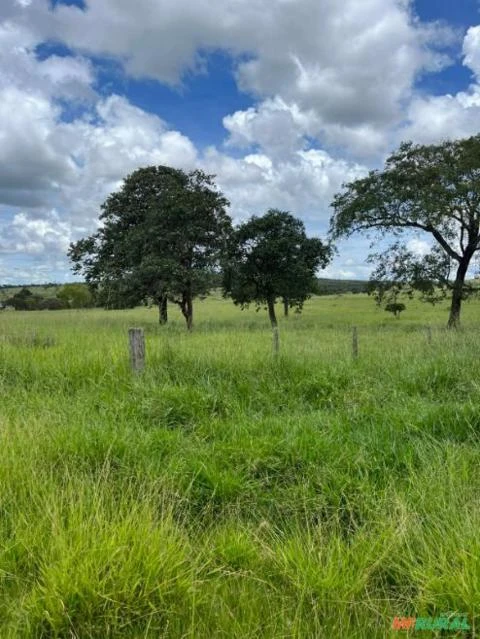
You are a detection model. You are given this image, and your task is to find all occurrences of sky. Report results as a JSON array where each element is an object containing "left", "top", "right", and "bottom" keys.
[{"left": 1, "top": 0, "right": 480, "bottom": 284}]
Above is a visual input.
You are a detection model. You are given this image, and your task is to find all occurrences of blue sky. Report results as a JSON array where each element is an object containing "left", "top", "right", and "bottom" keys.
[{"left": 0, "top": 0, "right": 480, "bottom": 283}]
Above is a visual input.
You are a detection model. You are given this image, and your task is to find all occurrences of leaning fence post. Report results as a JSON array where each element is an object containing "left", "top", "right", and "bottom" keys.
[
  {"left": 352, "top": 326, "right": 358, "bottom": 359},
  {"left": 272, "top": 326, "right": 280, "bottom": 356},
  {"left": 128, "top": 328, "right": 145, "bottom": 373},
  {"left": 426, "top": 325, "right": 432, "bottom": 344}
]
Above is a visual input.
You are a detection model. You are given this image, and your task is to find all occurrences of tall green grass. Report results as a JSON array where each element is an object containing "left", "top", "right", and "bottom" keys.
[{"left": 0, "top": 294, "right": 479, "bottom": 637}]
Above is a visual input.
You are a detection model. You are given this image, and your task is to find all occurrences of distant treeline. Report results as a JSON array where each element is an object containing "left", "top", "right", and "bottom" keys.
[
  {"left": 0, "top": 284, "right": 93, "bottom": 310},
  {"left": 315, "top": 278, "right": 369, "bottom": 295},
  {"left": 0, "top": 278, "right": 369, "bottom": 310}
]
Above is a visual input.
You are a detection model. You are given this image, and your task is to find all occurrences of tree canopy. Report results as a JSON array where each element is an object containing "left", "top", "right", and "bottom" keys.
[
  {"left": 385, "top": 302, "right": 406, "bottom": 318},
  {"left": 223, "top": 209, "right": 331, "bottom": 327},
  {"left": 57, "top": 283, "right": 93, "bottom": 308},
  {"left": 2, "top": 287, "right": 69, "bottom": 311},
  {"left": 69, "top": 166, "right": 231, "bottom": 329},
  {"left": 330, "top": 134, "right": 480, "bottom": 328},
  {"left": 4, "top": 288, "right": 43, "bottom": 311}
]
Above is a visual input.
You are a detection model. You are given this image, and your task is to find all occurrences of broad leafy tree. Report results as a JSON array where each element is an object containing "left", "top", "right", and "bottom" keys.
[
  {"left": 223, "top": 209, "right": 331, "bottom": 327},
  {"left": 330, "top": 135, "right": 480, "bottom": 328},
  {"left": 69, "top": 166, "right": 231, "bottom": 329}
]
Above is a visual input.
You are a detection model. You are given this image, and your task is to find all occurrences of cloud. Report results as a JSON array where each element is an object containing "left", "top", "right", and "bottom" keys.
[
  {"left": 0, "top": 12, "right": 198, "bottom": 212},
  {"left": 62, "top": 94, "right": 198, "bottom": 202},
  {"left": 0, "top": 211, "right": 72, "bottom": 256},
  {"left": 0, "top": 17, "right": 95, "bottom": 207},
  {"left": 463, "top": 25, "right": 480, "bottom": 79},
  {"left": 403, "top": 90, "right": 480, "bottom": 144},
  {"left": 0, "top": 92, "right": 200, "bottom": 268},
  {"left": 0, "top": 19, "right": 363, "bottom": 248},
  {"left": 0, "top": 6, "right": 94, "bottom": 99},
  {"left": 0, "top": 88, "right": 76, "bottom": 207},
  {"left": 400, "top": 26, "right": 480, "bottom": 145},
  {"left": 223, "top": 98, "right": 312, "bottom": 159},
  {"left": 40, "top": 0, "right": 455, "bottom": 152},
  {"left": 0, "top": 20, "right": 200, "bottom": 274},
  {"left": 234, "top": 0, "right": 453, "bottom": 126},
  {"left": 407, "top": 237, "right": 431, "bottom": 257},
  {"left": 223, "top": 96, "right": 394, "bottom": 161},
  {"left": 0, "top": 86, "right": 198, "bottom": 211},
  {"left": 203, "top": 146, "right": 366, "bottom": 222},
  {"left": 0, "top": 78, "right": 365, "bottom": 277}
]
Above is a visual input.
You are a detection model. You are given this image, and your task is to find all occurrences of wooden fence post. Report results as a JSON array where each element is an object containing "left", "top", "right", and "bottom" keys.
[
  {"left": 352, "top": 326, "right": 358, "bottom": 359},
  {"left": 426, "top": 325, "right": 432, "bottom": 344},
  {"left": 272, "top": 326, "right": 280, "bottom": 356},
  {"left": 128, "top": 328, "right": 145, "bottom": 373}
]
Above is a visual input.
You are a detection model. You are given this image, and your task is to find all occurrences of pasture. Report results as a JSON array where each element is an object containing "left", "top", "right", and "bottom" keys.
[{"left": 0, "top": 293, "right": 479, "bottom": 637}]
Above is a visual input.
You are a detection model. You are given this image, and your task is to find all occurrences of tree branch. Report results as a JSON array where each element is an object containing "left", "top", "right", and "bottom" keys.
[{"left": 426, "top": 226, "right": 462, "bottom": 262}]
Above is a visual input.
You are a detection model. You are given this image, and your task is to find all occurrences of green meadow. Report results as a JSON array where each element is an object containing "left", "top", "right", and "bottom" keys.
[{"left": 0, "top": 293, "right": 479, "bottom": 637}]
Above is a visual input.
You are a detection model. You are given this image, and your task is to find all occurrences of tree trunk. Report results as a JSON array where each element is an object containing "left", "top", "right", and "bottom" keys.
[
  {"left": 158, "top": 294, "right": 168, "bottom": 325},
  {"left": 447, "top": 258, "right": 470, "bottom": 329},
  {"left": 180, "top": 289, "right": 193, "bottom": 330},
  {"left": 186, "top": 292, "right": 193, "bottom": 331},
  {"left": 267, "top": 297, "right": 277, "bottom": 328},
  {"left": 283, "top": 297, "right": 289, "bottom": 317},
  {"left": 447, "top": 286, "right": 462, "bottom": 329}
]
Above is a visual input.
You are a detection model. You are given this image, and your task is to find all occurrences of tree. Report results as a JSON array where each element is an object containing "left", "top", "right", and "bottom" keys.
[
  {"left": 385, "top": 302, "right": 406, "bottom": 318},
  {"left": 223, "top": 209, "right": 331, "bottom": 327},
  {"left": 330, "top": 135, "right": 480, "bottom": 328},
  {"left": 5, "top": 288, "right": 43, "bottom": 310},
  {"left": 57, "top": 283, "right": 93, "bottom": 308},
  {"left": 68, "top": 166, "right": 231, "bottom": 330},
  {"left": 4, "top": 288, "right": 71, "bottom": 311}
]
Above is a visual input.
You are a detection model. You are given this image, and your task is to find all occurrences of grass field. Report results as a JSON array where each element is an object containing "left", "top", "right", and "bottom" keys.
[{"left": 0, "top": 293, "right": 479, "bottom": 637}]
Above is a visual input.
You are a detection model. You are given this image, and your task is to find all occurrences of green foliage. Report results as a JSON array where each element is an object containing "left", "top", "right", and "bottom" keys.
[
  {"left": 39, "top": 297, "right": 68, "bottom": 311},
  {"left": 0, "top": 283, "right": 61, "bottom": 303},
  {"left": 3, "top": 287, "right": 68, "bottom": 311},
  {"left": 330, "top": 134, "right": 480, "bottom": 328},
  {"left": 223, "top": 209, "right": 331, "bottom": 326},
  {"left": 69, "top": 165, "right": 232, "bottom": 328},
  {"left": 385, "top": 302, "right": 406, "bottom": 317},
  {"left": 57, "top": 283, "right": 93, "bottom": 308},
  {"left": 5, "top": 287, "right": 40, "bottom": 310},
  {"left": 366, "top": 242, "right": 452, "bottom": 308}
]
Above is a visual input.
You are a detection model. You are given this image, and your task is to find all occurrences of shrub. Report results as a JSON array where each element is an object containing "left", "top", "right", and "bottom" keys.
[{"left": 385, "top": 302, "right": 406, "bottom": 317}]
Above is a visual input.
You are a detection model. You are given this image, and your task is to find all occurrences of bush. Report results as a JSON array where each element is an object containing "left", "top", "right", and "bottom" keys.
[
  {"left": 385, "top": 302, "right": 406, "bottom": 317},
  {"left": 40, "top": 298, "right": 69, "bottom": 311},
  {"left": 5, "top": 288, "right": 69, "bottom": 311},
  {"left": 57, "top": 284, "right": 93, "bottom": 309},
  {"left": 5, "top": 288, "right": 43, "bottom": 310}
]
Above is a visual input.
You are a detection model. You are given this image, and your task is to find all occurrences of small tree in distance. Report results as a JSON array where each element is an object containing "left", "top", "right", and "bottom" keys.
[
  {"left": 385, "top": 302, "right": 406, "bottom": 318},
  {"left": 223, "top": 209, "right": 331, "bottom": 328}
]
